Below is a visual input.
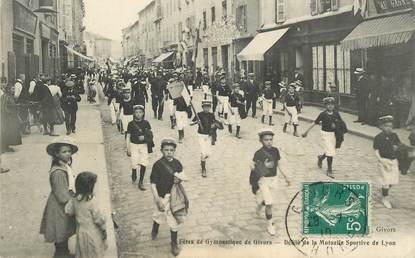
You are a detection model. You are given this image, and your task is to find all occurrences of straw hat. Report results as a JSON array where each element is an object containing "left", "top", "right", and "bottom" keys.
[
  {"left": 46, "top": 136, "right": 78, "bottom": 156},
  {"left": 258, "top": 128, "right": 275, "bottom": 138}
]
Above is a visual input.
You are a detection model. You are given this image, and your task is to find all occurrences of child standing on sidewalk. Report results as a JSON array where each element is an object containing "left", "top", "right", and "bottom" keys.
[
  {"left": 261, "top": 81, "right": 275, "bottom": 126},
  {"left": 192, "top": 100, "right": 215, "bottom": 177},
  {"left": 40, "top": 137, "right": 78, "bottom": 258},
  {"left": 65, "top": 172, "right": 108, "bottom": 258},
  {"left": 150, "top": 138, "right": 188, "bottom": 256},
  {"left": 373, "top": 115, "right": 401, "bottom": 209},
  {"left": 126, "top": 105, "right": 153, "bottom": 191},
  {"left": 249, "top": 129, "right": 288, "bottom": 236}
]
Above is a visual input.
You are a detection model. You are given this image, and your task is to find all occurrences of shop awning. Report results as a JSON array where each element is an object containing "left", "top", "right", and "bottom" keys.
[
  {"left": 65, "top": 46, "right": 95, "bottom": 62},
  {"left": 152, "top": 52, "right": 174, "bottom": 63},
  {"left": 237, "top": 28, "right": 289, "bottom": 61},
  {"left": 341, "top": 13, "right": 415, "bottom": 50}
]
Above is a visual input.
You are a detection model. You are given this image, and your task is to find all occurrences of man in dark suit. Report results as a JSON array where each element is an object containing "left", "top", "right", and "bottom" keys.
[
  {"left": 61, "top": 80, "right": 81, "bottom": 135},
  {"left": 353, "top": 68, "right": 370, "bottom": 124},
  {"left": 242, "top": 73, "right": 261, "bottom": 118},
  {"left": 149, "top": 70, "right": 166, "bottom": 120}
]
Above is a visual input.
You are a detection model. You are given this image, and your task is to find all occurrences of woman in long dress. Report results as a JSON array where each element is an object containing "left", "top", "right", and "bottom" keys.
[{"left": 1, "top": 81, "right": 22, "bottom": 152}]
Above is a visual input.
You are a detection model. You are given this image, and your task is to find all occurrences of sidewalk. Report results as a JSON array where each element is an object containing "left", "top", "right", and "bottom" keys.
[
  {"left": 0, "top": 97, "right": 117, "bottom": 258},
  {"left": 273, "top": 104, "right": 411, "bottom": 144}
]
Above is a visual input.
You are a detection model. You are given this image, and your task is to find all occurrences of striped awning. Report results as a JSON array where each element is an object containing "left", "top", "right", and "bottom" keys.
[
  {"left": 65, "top": 46, "right": 94, "bottom": 62},
  {"left": 341, "top": 13, "right": 415, "bottom": 50}
]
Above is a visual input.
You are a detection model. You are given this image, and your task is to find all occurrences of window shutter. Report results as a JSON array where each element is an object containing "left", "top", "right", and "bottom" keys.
[
  {"left": 276, "top": 0, "right": 285, "bottom": 23},
  {"left": 331, "top": 0, "right": 339, "bottom": 11},
  {"left": 243, "top": 5, "right": 247, "bottom": 32},
  {"left": 310, "top": 0, "right": 318, "bottom": 15}
]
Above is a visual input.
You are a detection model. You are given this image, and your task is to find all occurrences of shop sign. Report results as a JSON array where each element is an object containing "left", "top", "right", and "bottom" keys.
[
  {"left": 373, "top": 0, "right": 413, "bottom": 13},
  {"left": 13, "top": 0, "right": 37, "bottom": 36}
]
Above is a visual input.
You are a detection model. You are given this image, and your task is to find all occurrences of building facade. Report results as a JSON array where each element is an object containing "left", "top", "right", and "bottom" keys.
[
  {"left": 122, "top": 20, "right": 141, "bottom": 59},
  {"left": 138, "top": 0, "right": 158, "bottom": 66}
]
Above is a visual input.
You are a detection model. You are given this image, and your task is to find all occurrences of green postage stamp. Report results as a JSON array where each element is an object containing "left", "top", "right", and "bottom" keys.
[{"left": 302, "top": 182, "right": 369, "bottom": 236}]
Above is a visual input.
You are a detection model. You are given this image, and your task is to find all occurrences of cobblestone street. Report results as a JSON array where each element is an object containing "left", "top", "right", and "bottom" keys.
[{"left": 101, "top": 91, "right": 415, "bottom": 258}]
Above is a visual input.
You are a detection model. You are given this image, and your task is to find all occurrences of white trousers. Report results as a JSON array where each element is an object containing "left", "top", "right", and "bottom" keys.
[
  {"left": 378, "top": 159, "right": 399, "bottom": 187},
  {"left": 262, "top": 99, "right": 273, "bottom": 116},
  {"left": 284, "top": 106, "right": 298, "bottom": 125},
  {"left": 255, "top": 177, "right": 276, "bottom": 205},
  {"left": 228, "top": 107, "right": 241, "bottom": 126},
  {"left": 198, "top": 134, "right": 212, "bottom": 158},
  {"left": 152, "top": 194, "right": 179, "bottom": 231},
  {"left": 109, "top": 102, "right": 116, "bottom": 124},
  {"left": 320, "top": 130, "right": 336, "bottom": 157},
  {"left": 217, "top": 96, "right": 229, "bottom": 114},
  {"left": 130, "top": 143, "right": 149, "bottom": 167},
  {"left": 166, "top": 99, "right": 176, "bottom": 117},
  {"left": 175, "top": 111, "right": 188, "bottom": 130}
]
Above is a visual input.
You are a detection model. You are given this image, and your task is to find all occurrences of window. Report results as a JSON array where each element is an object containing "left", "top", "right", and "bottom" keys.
[
  {"left": 310, "top": 0, "right": 339, "bottom": 15},
  {"left": 212, "top": 47, "right": 218, "bottom": 71},
  {"left": 203, "top": 48, "right": 209, "bottom": 69},
  {"left": 312, "top": 44, "right": 351, "bottom": 93},
  {"left": 26, "top": 38, "right": 34, "bottom": 54},
  {"left": 275, "top": 0, "right": 285, "bottom": 23},
  {"left": 203, "top": 11, "right": 207, "bottom": 30},
  {"left": 222, "top": 1, "right": 227, "bottom": 20},
  {"left": 211, "top": 6, "right": 216, "bottom": 23},
  {"left": 236, "top": 5, "right": 247, "bottom": 32}
]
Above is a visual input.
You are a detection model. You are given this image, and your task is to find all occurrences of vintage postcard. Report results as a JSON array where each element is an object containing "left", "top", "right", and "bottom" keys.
[{"left": 1, "top": 0, "right": 414, "bottom": 257}]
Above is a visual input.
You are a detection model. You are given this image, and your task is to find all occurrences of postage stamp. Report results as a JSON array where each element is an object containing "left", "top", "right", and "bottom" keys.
[{"left": 302, "top": 182, "right": 369, "bottom": 236}]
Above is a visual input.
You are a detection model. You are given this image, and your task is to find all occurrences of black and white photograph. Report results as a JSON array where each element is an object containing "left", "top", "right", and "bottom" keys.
[{"left": 1, "top": 0, "right": 415, "bottom": 257}]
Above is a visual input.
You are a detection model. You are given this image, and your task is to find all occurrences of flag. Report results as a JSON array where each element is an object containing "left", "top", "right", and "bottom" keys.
[
  {"left": 166, "top": 81, "right": 191, "bottom": 106},
  {"left": 191, "top": 21, "right": 202, "bottom": 63}
]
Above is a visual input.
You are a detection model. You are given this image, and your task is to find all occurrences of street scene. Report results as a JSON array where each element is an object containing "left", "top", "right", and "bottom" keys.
[{"left": 1, "top": 0, "right": 415, "bottom": 258}]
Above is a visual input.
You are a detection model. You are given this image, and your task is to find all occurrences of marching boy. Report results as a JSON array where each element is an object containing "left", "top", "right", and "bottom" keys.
[
  {"left": 283, "top": 83, "right": 300, "bottom": 137},
  {"left": 228, "top": 83, "right": 245, "bottom": 139},
  {"left": 249, "top": 129, "right": 289, "bottom": 236},
  {"left": 261, "top": 81, "right": 275, "bottom": 126},
  {"left": 192, "top": 100, "right": 215, "bottom": 177},
  {"left": 373, "top": 115, "right": 401, "bottom": 209},
  {"left": 150, "top": 138, "right": 188, "bottom": 256},
  {"left": 126, "top": 105, "right": 153, "bottom": 191}
]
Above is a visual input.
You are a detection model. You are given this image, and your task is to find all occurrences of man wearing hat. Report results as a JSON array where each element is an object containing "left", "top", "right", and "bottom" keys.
[
  {"left": 373, "top": 115, "right": 401, "bottom": 208},
  {"left": 131, "top": 75, "right": 149, "bottom": 109},
  {"left": 294, "top": 80, "right": 304, "bottom": 113},
  {"left": 278, "top": 81, "right": 287, "bottom": 111},
  {"left": 242, "top": 73, "right": 261, "bottom": 118},
  {"left": 283, "top": 83, "right": 301, "bottom": 137},
  {"left": 353, "top": 68, "right": 370, "bottom": 124},
  {"left": 61, "top": 79, "right": 81, "bottom": 135},
  {"left": 166, "top": 77, "right": 177, "bottom": 129},
  {"left": 261, "top": 81, "right": 275, "bottom": 126},
  {"left": 149, "top": 70, "right": 166, "bottom": 120},
  {"left": 192, "top": 99, "right": 216, "bottom": 177}
]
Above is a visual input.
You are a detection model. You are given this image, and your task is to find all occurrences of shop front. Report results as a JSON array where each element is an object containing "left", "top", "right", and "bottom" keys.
[
  {"left": 260, "top": 8, "right": 361, "bottom": 111},
  {"left": 341, "top": 3, "right": 415, "bottom": 127}
]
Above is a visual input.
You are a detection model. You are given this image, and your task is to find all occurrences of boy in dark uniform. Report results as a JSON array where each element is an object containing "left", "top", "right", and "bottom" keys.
[
  {"left": 126, "top": 105, "right": 153, "bottom": 190},
  {"left": 216, "top": 76, "right": 231, "bottom": 120},
  {"left": 261, "top": 81, "right": 275, "bottom": 126},
  {"left": 302, "top": 97, "right": 347, "bottom": 178},
  {"left": 192, "top": 100, "right": 215, "bottom": 177},
  {"left": 131, "top": 76, "right": 148, "bottom": 108},
  {"left": 283, "top": 84, "right": 300, "bottom": 137},
  {"left": 118, "top": 86, "right": 135, "bottom": 134},
  {"left": 150, "top": 138, "right": 188, "bottom": 256},
  {"left": 228, "top": 83, "right": 245, "bottom": 138},
  {"left": 373, "top": 115, "right": 401, "bottom": 209},
  {"left": 249, "top": 129, "right": 287, "bottom": 236}
]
